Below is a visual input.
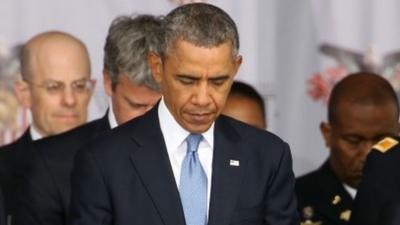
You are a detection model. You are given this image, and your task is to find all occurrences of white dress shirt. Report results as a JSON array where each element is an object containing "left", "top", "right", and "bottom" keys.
[
  {"left": 343, "top": 183, "right": 357, "bottom": 199},
  {"left": 30, "top": 126, "right": 43, "bottom": 141},
  {"left": 158, "top": 98, "right": 214, "bottom": 216},
  {"left": 31, "top": 100, "right": 118, "bottom": 142},
  {"left": 107, "top": 99, "right": 118, "bottom": 129}
]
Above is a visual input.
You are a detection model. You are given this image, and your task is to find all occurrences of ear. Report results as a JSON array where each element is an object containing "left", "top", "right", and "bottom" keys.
[
  {"left": 148, "top": 52, "right": 163, "bottom": 84},
  {"left": 103, "top": 71, "right": 113, "bottom": 97},
  {"left": 320, "top": 122, "right": 332, "bottom": 148},
  {"left": 232, "top": 55, "right": 243, "bottom": 78},
  {"left": 13, "top": 79, "right": 32, "bottom": 108}
]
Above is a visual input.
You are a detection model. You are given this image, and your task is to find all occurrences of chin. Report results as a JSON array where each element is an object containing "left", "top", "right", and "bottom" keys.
[
  {"left": 185, "top": 124, "right": 212, "bottom": 133},
  {"left": 58, "top": 123, "right": 80, "bottom": 132}
]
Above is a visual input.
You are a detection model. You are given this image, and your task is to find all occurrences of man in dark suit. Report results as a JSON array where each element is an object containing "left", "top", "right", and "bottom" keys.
[
  {"left": 13, "top": 15, "right": 162, "bottom": 225},
  {"left": 70, "top": 3, "right": 298, "bottom": 225},
  {"left": 0, "top": 31, "right": 94, "bottom": 220},
  {"left": 296, "top": 72, "right": 400, "bottom": 225},
  {"left": 350, "top": 136, "right": 400, "bottom": 225}
]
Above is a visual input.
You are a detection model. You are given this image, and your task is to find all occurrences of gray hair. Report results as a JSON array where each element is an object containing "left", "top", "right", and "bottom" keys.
[
  {"left": 103, "top": 14, "right": 163, "bottom": 91},
  {"left": 161, "top": 3, "right": 239, "bottom": 58}
]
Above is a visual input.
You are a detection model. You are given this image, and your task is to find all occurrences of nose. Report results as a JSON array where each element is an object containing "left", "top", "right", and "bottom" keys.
[
  {"left": 61, "top": 87, "right": 77, "bottom": 107},
  {"left": 192, "top": 82, "right": 211, "bottom": 106}
]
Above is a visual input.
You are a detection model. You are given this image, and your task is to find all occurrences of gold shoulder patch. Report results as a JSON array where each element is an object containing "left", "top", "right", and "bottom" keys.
[{"left": 373, "top": 137, "right": 398, "bottom": 153}]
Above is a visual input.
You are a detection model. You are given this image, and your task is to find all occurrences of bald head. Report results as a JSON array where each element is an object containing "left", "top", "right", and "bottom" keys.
[
  {"left": 21, "top": 31, "right": 90, "bottom": 81},
  {"left": 328, "top": 72, "right": 399, "bottom": 124},
  {"left": 15, "top": 31, "right": 93, "bottom": 137}
]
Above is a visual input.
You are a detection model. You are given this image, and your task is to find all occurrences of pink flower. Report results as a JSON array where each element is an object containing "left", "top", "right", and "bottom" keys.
[{"left": 307, "top": 66, "right": 348, "bottom": 105}]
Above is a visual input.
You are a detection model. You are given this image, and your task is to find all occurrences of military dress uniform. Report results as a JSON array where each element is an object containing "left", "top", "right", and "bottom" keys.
[
  {"left": 351, "top": 137, "right": 400, "bottom": 225},
  {"left": 296, "top": 161, "right": 353, "bottom": 225}
]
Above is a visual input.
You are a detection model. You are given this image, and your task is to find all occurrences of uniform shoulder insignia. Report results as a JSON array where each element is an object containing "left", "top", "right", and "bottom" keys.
[{"left": 373, "top": 137, "right": 398, "bottom": 153}]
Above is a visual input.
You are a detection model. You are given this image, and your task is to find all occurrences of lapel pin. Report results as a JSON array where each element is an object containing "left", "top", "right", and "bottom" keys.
[
  {"left": 301, "top": 206, "right": 322, "bottom": 225},
  {"left": 340, "top": 209, "right": 352, "bottom": 221},
  {"left": 332, "top": 195, "right": 341, "bottom": 205},
  {"left": 229, "top": 160, "right": 240, "bottom": 167}
]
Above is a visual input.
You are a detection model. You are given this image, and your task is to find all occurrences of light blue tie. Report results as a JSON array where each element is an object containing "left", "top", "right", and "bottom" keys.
[{"left": 179, "top": 133, "right": 208, "bottom": 225}]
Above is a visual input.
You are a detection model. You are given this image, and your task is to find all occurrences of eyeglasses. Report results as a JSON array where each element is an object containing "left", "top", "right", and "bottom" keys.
[{"left": 26, "top": 79, "right": 95, "bottom": 95}]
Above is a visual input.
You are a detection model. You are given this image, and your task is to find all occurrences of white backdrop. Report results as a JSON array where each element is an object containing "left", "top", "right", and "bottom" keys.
[{"left": 2, "top": 0, "right": 400, "bottom": 176}]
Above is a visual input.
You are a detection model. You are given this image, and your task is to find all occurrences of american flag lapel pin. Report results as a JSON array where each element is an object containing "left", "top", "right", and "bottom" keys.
[{"left": 229, "top": 159, "right": 240, "bottom": 167}]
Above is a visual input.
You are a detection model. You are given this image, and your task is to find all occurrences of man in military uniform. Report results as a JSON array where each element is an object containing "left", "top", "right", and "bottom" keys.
[
  {"left": 296, "top": 72, "right": 400, "bottom": 225},
  {"left": 350, "top": 136, "right": 400, "bottom": 225}
]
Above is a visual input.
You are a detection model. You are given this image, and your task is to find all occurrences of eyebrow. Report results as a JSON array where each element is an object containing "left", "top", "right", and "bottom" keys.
[
  {"left": 209, "top": 75, "right": 230, "bottom": 81},
  {"left": 176, "top": 74, "right": 199, "bottom": 80},
  {"left": 43, "top": 77, "right": 90, "bottom": 83},
  {"left": 176, "top": 74, "right": 230, "bottom": 80}
]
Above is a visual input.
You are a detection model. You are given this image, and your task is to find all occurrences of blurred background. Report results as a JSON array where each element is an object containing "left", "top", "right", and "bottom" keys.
[{"left": 1, "top": 0, "right": 400, "bottom": 176}]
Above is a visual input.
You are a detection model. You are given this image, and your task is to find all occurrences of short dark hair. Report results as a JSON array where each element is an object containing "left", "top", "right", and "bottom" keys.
[
  {"left": 328, "top": 72, "right": 400, "bottom": 124},
  {"left": 161, "top": 3, "right": 239, "bottom": 58},
  {"left": 229, "top": 81, "right": 266, "bottom": 119}
]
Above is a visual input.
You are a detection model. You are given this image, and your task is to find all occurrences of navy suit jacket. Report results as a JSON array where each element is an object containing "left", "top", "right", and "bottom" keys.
[
  {"left": 70, "top": 105, "right": 299, "bottom": 225},
  {"left": 14, "top": 114, "right": 110, "bottom": 225}
]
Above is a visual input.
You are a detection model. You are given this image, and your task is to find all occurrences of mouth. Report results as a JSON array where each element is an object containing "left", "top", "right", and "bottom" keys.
[
  {"left": 351, "top": 171, "right": 363, "bottom": 180},
  {"left": 186, "top": 112, "right": 214, "bottom": 124},
  {"left": 54, "top": 114, "right": 79, "bottom": 122}
]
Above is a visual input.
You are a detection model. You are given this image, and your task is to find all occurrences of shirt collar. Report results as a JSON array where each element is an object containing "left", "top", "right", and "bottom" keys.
[
  {"left": 30, "top": 125, "right": 43, "bottom": 141},
  {"left": 158, "top": 97, "right": 214, "bottom": 150},
  {"left": 343, "top": 182, "right": 357, "bottom": 199},
  {"left": 107, "top": 98, "right": 118, "bottom": 129}
]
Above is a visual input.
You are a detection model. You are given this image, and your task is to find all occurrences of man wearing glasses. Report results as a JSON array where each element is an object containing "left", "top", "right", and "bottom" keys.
[
  {"left": 0, "top": 31, "right": 94, "bottom": 222},
  {"left": 13, "top": 15, "right": 162, "bottom": 225}
]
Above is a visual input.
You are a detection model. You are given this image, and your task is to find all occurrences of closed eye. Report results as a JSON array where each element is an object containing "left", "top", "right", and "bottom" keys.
[
  {"left": 209, "top": 76, "right": 229, "bottom": 86},
  {"left": 176, "top": 75, "right": 198, "bottom": 85},
  {"left": 124, "top": 96, "right": 148, "bottom": 109},
  {"left": 343, "top": 136, "right": 362, "bottom": 146}
]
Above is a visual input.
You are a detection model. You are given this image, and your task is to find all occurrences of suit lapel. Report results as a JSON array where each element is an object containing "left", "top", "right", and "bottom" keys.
[
  {"left": 18, "top": 129, "right": 33, "bottom": 146},
  {"left": 94, "top": 112, "right": 111, "bottom": 135},
  {"left": 128, "top": 106, "right": 186, "bottom": 225},
  {"left": 208, "top": 117, "right": 245, "bottom": 225}
]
